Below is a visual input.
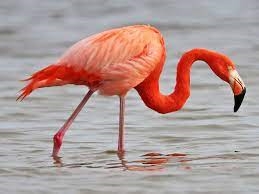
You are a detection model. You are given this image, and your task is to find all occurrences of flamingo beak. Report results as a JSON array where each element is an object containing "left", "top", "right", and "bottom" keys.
[
  {"left": 229, "top": 68, "right": 246, "bottom": 112},
  {"left": 234, "top": 87, "right": 246, "bottom": 112}
]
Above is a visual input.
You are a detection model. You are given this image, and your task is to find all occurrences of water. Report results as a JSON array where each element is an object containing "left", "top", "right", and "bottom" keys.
[{"left": 1, "top": 0, "right": 259, "bottom": 193}]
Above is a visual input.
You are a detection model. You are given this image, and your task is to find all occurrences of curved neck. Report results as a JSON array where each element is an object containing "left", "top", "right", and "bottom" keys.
[{"left": 135, "top": 48, "right": 222, "bottom": 114}]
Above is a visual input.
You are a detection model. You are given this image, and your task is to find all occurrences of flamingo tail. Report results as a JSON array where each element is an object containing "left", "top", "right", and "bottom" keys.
[
  {"left": 17, "top": 64, "right": 69, "bottom": 101},
  {"left": 17, "top": 63, "right": 102, "bottom": 101}
]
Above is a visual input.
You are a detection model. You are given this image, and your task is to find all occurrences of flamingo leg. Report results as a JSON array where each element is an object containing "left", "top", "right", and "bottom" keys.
[
  {"left": 52, "top": 89, "right": 95, "bottom": 157},
  {"left": 117, "top": 95, "right": 125, "bottom": 157}
]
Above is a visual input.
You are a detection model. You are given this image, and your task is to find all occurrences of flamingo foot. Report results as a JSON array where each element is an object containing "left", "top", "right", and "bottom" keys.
[
  {"left": 52, "top": 133, "right": 63, "bottom": 157},
  {"left": 117, "top": 149, "right": 125, "bottom": 160}
]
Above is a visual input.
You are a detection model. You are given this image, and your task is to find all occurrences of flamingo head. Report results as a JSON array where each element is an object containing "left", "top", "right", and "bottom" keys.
[
  {"left": 207, "top": 56, "right": 246, "bottom": 112},
  {"left": 228, "top": 66, "right": 246, "bottom": 112}
]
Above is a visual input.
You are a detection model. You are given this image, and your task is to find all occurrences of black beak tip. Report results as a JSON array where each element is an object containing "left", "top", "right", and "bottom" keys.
[{"left": 234, "top": 87, "right": 246, "bottom": 112}]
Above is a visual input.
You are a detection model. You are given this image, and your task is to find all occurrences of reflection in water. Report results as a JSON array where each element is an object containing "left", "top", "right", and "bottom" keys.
[
  {"left": 52, "top": 156, "right": 95, "bottom": 168},
  {"left": 52, "top": 156, "right": 63, "bottom": 167},
  {"left": 114, "top": 152, "right": 190, "bottom": 171},
  {"left": 52, "top": 152, "right": 191, "bottom": 171}
]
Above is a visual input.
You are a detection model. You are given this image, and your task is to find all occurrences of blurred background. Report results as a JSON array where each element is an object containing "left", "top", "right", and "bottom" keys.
[{"left": 0, "top": 0, "right": 259, "bottom": 193}]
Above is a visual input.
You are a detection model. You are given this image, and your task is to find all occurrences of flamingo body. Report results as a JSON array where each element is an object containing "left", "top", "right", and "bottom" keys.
[
  {"left": 18, "top": 25, "right": 246, "bottom": 157},
  {"left": 18, "top": 25, "right": 164, "bottom": 99}
]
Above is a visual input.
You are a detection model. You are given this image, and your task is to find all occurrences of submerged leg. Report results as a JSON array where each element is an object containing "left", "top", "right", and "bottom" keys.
[
  {"left": 52, "top": 89, "right": 95, "bottom": 157},
  {"left": 117, "top": 95, "right": 126, "bottom": 157}
]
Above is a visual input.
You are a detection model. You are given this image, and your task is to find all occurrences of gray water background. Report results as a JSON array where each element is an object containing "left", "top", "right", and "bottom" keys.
[{"left": 0, "top": 0, "right": 259, "bottom": 193}]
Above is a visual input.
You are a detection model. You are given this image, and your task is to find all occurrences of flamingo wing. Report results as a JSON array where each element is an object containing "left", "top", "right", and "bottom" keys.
[{"left": 58, "top": 25, "right": 165, "bottom": 95}]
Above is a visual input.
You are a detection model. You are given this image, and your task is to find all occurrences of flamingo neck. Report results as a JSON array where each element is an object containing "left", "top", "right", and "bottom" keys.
[{"left": 135, "top": 48, "right": 221, "bottom": 114}]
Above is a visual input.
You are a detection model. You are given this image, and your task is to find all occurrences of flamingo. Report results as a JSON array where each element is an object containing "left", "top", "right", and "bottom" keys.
[{"left": 17, "top": 25, "right": 246, "bottom": 158}]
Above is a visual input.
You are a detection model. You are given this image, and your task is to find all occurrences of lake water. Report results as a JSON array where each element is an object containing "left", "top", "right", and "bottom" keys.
[{"left": 0, "top": 0, "right": 259, "bottom": 193}]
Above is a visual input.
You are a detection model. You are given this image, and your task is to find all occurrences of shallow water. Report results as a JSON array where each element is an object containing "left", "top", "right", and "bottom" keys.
[{"left": 1, "top": 0, "right": 259, "bottom": 193}]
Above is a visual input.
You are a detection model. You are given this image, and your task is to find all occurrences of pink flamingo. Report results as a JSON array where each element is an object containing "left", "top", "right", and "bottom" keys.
[{"left": 17, "top": 25, "right": 246, "bottom": 157}]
